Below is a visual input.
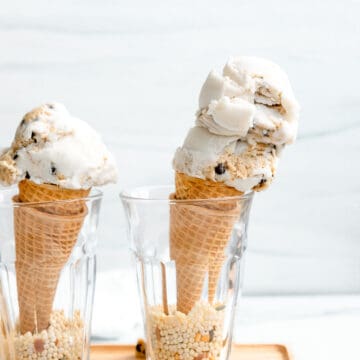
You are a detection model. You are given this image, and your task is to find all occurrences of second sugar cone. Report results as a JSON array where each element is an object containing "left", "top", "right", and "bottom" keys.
[
  {"left": 170, "top": 173, "right": 241, "bottom": 314},
  {"left": 14, "top": 180, "right": 89, "bottom": 334}
]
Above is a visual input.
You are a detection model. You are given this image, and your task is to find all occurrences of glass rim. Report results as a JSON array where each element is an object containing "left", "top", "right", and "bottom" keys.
[
  {"left": 0, "top": 185, "right": 103, "bottom": 208},
  {"left": 120, "top": 185, "right": 254, "bottom": 203}
]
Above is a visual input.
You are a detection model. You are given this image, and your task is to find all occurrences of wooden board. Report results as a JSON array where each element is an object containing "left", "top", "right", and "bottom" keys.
[{"left": 91, "top": 344, "right": 291, "bottom": 360}]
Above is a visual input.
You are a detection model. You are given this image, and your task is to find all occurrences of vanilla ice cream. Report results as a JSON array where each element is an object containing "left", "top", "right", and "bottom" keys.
[
  {"left": 0, "top": 102, "right": 118, "bottom": 189},
  {"left": 173, "top": 56, "right": 299, "bottom": 192}
]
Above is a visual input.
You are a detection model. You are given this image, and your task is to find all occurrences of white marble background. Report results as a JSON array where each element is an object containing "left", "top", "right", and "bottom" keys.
[{"left": 1, "top": 0, "right": 360, "bottom": 346}]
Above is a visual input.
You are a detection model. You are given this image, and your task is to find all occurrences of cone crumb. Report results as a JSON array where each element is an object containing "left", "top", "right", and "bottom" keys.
[
  {"left": 148, "top": 301, "right": 225, "bottom": 360},
  {"left": 13, "top": 310, "right": 84, "bottom": 360}
]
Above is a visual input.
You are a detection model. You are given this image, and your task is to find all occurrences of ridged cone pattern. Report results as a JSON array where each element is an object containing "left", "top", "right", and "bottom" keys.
[
  {"left": 18, "top": 180, "right": 90, "bottom": 215},
  {"left": 14, "top": 181, "right": 88, "bottom": 334},
  {"left": 175, "top": 172, "right": 242, "bottom": 200},
  {"left": 170, "top": 173, "right": 241, "bottom": 314}
]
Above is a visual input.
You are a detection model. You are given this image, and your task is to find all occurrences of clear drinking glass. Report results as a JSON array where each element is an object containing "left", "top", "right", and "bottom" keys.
[
  {"left": 0, "top": 186, "right": 102, "bottom": 360},
  {"left": 121, "top": 186, "right": 254, "bottom": 360}
]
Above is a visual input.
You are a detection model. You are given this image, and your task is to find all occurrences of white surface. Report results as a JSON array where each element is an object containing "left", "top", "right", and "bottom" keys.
[
  {"left": 0, "top": 0, "right": 359, "bottom": 292},
  {"left": 235, "top": 295, "right": 360, "bottom": 360}
]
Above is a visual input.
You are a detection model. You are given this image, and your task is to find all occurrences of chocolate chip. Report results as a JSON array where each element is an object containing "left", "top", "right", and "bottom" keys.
[
  {"left": 13, "top": 153, "right": 18, "bottom": 160},
  {"left": 229, "top": 279, "right": 233, "bottom": 289},
  {"left": 137, "top": 341, "right": 146, "bottom": 356},
  {"left": 209, "top": 329, "right": 215, "bottom": 342},
  {"left": 25, "top": 171, "right": 31, "bottom": 179},
  {"left": 31, "top": 132, "right": 37, "bottom": 143},
  {"left": 258, "top": 178, "right": 267, "bottom": 186},
  {"left": 51, "top": 164, "right": 57, "bottom": 175},
  {"left": 20, "top": 118, "right": 26, "bottom": 126},
  {"left": 273, "top": 145, "right": 277, "bottom": 150},
  {"left": 47, "top": 104, "right": 54, "bottom": 109},
  {"left": 214, "top": 163, "right": 226, "bottom": 175}
]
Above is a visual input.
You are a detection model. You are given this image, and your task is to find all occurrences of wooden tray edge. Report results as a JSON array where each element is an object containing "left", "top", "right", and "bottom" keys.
[{"left": 91, "top": 343, "right": 293, "bottom": 359}]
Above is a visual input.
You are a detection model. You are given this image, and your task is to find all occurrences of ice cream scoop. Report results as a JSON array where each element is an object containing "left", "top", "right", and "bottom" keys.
[
  {"left": 174, "top": 126, "right": 278, "bottom": 193},
  {"left": 171, "top": 56, "right": 299, "bottom": 315},
  {"left": 197, "top": 56, "right": 299, "bottom": 145},
  {"left": 0, "top": 102, "right": 118, "bottom": 189},
  {"left": 174, "top": 56, "right": 299, "bottom": 193}
]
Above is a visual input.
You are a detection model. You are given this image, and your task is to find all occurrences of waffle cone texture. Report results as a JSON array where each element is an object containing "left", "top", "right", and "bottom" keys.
[
  {"left": 170, "top": 172, "right": 242, "bottom": 314},
  {"left": 14, "top": 180, "right": 89, "bottom": 334},
  {"left": 18, "top": 180, "right": 90, "bottom": 215}
]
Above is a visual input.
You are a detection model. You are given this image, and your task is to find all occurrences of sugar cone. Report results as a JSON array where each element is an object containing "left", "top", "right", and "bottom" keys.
[
  {"left": 18, "top": 180, "right": 90, "bottom": 215},
  {"left": 175, "top": 172, "right": 241, "bottom": 201},
  {"left": 14, "top": 180, "right": 89, "bottom": 334},
  {"left": 170, "top": 173, "right": 242, "bottom": 314}
]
